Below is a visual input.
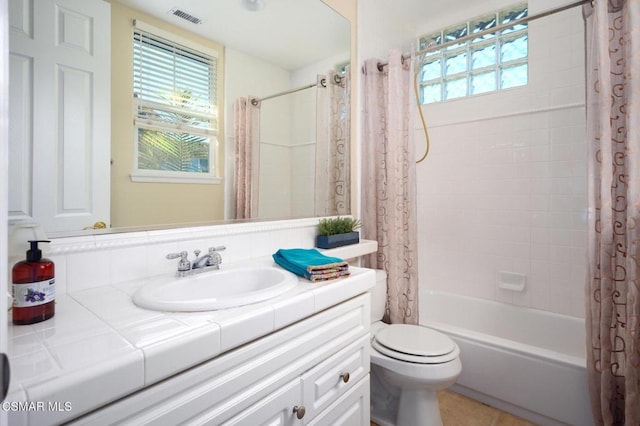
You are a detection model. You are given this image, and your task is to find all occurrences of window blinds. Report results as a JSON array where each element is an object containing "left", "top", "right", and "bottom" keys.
[{"left": 133, "top": 26, "right": 217, "bottom": 136}]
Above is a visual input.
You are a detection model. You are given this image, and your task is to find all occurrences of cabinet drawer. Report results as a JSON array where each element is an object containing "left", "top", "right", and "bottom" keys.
[
  {"left": 307, "top": 375, "right": 370, "bottom": 426},
  {"left": 220, "top": 378, "right": 302, "bottom": 426},
  {"left": 302, "top": 335, "right": 370, "bottom": 422}
]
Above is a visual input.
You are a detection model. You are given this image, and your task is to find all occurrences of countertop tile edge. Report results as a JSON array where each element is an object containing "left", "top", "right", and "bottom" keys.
[
  {"left": 22, "top": 349, "right": 144, "bottom": 425},
  {"left": 142, "top": 323, "right": 221, "bottom": 385}
]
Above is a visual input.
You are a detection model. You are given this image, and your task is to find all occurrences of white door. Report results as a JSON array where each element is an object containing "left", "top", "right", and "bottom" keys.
[{"left": 8, "top": 0, "right": 110, "bottom": 233}]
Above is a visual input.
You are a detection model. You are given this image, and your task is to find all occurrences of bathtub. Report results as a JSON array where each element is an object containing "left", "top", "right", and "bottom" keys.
[{"left": 420, "top": 290, "right": 593, "bottom": 426}]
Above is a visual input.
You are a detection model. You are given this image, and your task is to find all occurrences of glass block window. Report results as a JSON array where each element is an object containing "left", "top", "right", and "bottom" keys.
[
  {"left": 132, "top": 21, "right": 220, "bottom": 182},
  {"left": 418, "top": 3, "right": 528, "bottom": 104}
]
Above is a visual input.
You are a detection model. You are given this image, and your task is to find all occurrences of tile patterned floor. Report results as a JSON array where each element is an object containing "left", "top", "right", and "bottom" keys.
[
  {"left": 372, "top": 390, "right": 537, "bottom": 426},
  {"left": 437, "top": 390, "right": 536, "bottom": 425}
]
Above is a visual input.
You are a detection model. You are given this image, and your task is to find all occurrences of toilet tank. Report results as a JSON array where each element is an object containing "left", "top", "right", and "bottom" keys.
[{"left": 371, "top": 269, "right": 387, "bottom": 322}]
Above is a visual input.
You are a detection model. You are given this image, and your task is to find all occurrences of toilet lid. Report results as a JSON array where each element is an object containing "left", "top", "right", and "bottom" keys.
[{"left": 372, "top": 324, "right": 458, "bottom": 364}]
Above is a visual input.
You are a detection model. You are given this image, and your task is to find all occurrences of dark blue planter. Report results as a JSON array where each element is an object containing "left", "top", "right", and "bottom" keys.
[{"left": 316, "top": 231, "right": 360, "bottom": 249}]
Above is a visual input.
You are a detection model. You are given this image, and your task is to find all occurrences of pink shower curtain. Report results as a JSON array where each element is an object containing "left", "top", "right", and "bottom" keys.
[
  {"left": 361, "top": 51, "right": 419, "bottom": 325},
  {"left": 234, "top": 97, "right": 260, "bottom": 219},
  {"left": 315, "top": 70, "right": 351, "bottom": 216},
  {"left": 584, "top": 0, "right": 640, "bottom": 424}
]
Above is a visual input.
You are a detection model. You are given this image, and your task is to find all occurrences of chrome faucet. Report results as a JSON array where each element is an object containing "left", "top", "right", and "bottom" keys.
[
  {"left": 166, "top": 251, "right": 190, "bottom": 276},
  {"left": 166, "top": 246, "right": 226, "bottom": 277},
  {"left": 192, "top": 246, "right": 226, "bottom": 269}
]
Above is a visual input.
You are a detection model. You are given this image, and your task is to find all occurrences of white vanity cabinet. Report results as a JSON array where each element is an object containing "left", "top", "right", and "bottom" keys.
[
  {"left": 222, "top": 335, "right": 370, "bottom": 426},
  {"left": 222, "top": 373, "right": 370, "bottom": 426},
  {"left": 72, "top": 293, "right": 371, "bottom": 425}
]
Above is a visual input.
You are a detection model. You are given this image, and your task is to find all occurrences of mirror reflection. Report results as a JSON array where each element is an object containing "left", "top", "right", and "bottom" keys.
[{"left": 8, "top": 0, "right": 350, "bottom": 236}]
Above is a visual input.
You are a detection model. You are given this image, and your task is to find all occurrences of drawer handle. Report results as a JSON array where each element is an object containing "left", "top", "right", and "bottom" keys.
[
  {"left": 340, "top": 372, "right": 350, "bottom": 383},
  {"left": 293, "top": 405, "right": 306, "bottom": 419}
]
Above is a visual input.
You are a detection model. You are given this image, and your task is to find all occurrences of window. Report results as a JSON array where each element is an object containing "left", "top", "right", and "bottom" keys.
[
  {"left": 418, "top": 4, "right": 528, "bottom": 104},
  {"left": 132, "top": 21, "right": 220, "bottom": 183}
]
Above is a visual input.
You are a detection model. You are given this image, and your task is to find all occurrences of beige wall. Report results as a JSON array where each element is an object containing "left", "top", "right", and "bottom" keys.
[{"left": 109, "top": 1, "right": 225, "bottom": 228}]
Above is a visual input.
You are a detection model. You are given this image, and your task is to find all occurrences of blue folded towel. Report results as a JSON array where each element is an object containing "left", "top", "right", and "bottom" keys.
[{"left": 273, "top": 248, "right": 348, "bottom": 281}]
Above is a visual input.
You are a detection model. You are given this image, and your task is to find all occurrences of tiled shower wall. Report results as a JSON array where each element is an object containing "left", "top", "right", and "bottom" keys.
[{"left": 416, "top": 4, "right": 586, "bottom": 318}]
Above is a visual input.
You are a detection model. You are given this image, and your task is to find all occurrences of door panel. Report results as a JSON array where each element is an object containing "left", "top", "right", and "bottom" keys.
[{"left": 9, "top": 0, "right": 110, "bottom": 232}]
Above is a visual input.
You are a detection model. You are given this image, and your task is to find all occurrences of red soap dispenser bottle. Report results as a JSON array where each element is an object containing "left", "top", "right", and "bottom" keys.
[{"left": 12, "top": 240, "right": 55, "bottom": 325}]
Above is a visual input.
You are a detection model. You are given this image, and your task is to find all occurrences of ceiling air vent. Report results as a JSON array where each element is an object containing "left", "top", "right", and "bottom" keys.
[{"left": 168, "top": 7, "right": 202, "bottom": 25}]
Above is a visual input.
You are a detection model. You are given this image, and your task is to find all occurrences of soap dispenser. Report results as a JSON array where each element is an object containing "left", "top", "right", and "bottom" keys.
[{"left": 12, "top": 240, "right": 55, "bottom": 325}]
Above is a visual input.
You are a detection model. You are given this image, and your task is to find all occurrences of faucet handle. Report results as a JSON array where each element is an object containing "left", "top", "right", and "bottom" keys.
[
  {"left": 166, "top": 251, "right": 190, "bottom": 272},
  {"left": 166, "top": 251, "right": 188, "bottom": 260},
  {"left": 205, "top": 246, "right": 225, "bottom": 267}
]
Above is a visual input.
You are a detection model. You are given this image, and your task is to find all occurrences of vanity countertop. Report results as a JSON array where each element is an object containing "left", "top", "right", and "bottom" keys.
[{"left": 5, "top": 258, "right": 375, "bottom": 425}]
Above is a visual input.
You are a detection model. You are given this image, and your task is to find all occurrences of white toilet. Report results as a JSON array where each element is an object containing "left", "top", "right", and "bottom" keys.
[{"left": 370, "top": 270, "right": 462, "bottom": 426}]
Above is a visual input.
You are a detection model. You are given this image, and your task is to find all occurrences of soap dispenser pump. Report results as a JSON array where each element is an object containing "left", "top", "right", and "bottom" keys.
[{"left": 12, "top": 240, "right": 55, "bottom": 325}]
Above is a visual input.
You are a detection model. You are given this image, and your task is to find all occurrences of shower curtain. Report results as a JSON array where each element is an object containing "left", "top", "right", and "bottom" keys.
[
  {"left": 234, "top": 97, "right": 260, "bottom": 219},
  {"left": 584, "top": 0, "right": 640, "bottom": 424},
  {"left": 315, "top": 70, "right": 351, "bottom": 216},
  {"left": 361, "top": 51, "right": 419, "bottom": 325}
]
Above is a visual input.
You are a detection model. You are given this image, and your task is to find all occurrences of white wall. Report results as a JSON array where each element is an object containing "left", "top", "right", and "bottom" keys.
[
  {"left": 291, "top": 51, "right": 349, "bottom": 87},
  {"left": 357, "top": 0, "right": 414, "bottom": 61},
  {"left": 415, "top": 2, "right": 586, "bottom": 318},
  {"left": 225, "top": 47, "right": 348, "bottom": 220},
  {"left": 259, "top": 95, "right": 294, "bottom": 219},
  {"left": 289, "top": 89, "right": 317, "bottom": 217},
  {"left": 224, "top": 48, "right": 293, "bottom": 219}
]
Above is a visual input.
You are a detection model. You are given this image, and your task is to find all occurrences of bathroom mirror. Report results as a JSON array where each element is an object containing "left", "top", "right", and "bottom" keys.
[{"left": 7, "top": 0, "right": 351, "bottom": 236}]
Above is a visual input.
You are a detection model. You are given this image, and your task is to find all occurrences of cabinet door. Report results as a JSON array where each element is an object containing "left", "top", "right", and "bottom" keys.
[
  {"left": 302, "top": 335, "right": 369, "bottom": 421},
  {"left": 221, "top": 378, "right": 303, "bottom": 426},
  {"left": 307, "top": 376, "right": 370, "bottom": 426}
]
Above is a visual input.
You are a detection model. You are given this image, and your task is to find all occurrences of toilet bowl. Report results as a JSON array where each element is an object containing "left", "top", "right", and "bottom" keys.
[{"left": 370, "top": 271, "right": 461, "bottom": 426}]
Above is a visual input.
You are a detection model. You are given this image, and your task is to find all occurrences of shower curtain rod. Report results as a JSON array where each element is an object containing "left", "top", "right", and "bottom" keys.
[
  {"left": 250, "top": 74, "right": 343, "bottom": 106},
  {"left": 373, "top": 0, "right": 593, "bottom": 70}
]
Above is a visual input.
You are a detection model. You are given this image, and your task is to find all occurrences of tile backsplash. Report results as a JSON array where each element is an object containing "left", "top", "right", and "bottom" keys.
[{"left": 44, "top": 218, "right": 321, "bottom": 295}]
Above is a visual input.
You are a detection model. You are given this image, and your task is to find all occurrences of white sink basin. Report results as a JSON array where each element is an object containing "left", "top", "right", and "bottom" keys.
[{"left": 133, "top": 266, "right": 298, "bottom": 312}]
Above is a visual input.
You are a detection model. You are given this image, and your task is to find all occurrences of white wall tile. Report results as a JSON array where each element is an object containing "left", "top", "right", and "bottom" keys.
[
  {"left": 47, "top": 253, "right": 67, "bottom": 296},
  {"left": 416, "top": 3, "right": 586, "bottom": 319},
  {"left": 51, "top": 219, "right": 324, "bottom": 296},
  {"left": 144, "top": 241, "right": 180, "bottom": 278},
  {"left": 109, "top": 246, "right": 148, "bottom": 285},
  {"left": 66, "top": 251, "right": 110, "bottom": 292}
]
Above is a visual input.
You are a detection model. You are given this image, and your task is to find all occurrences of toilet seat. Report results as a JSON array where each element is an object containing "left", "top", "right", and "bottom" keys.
[{"left": 372, "top": 324, "right": 459, "bottom": 364}]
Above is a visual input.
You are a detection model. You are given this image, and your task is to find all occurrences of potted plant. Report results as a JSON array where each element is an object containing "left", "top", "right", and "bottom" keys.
[{"left": 316, "top": 217, "right": 361, "bottom": 249}]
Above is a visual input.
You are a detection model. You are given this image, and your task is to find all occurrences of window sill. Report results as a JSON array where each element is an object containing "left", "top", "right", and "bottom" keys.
[{"left": 130, "top": 170, "right": 222, "bottom": 185}]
